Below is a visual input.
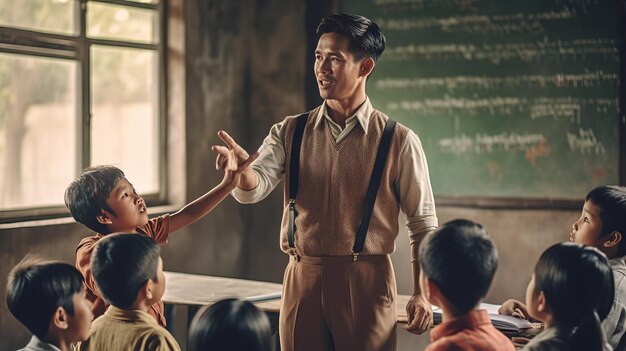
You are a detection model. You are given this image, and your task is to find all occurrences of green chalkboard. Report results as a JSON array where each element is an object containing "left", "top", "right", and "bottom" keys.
[{"left": 342, "top": 0, "right": 622, "bottom": 202}]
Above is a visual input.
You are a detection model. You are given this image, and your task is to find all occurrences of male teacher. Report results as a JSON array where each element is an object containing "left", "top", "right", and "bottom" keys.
[{"left": 212, "top": 13, "right": 438, "bottom": 351}]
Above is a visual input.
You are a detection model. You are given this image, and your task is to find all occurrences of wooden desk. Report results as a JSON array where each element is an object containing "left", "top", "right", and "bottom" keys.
[
  {"left": 162, "top": 271, "right": 284, "bottom": 348},
  {"left": 163, "top": 271, "right": 282, "bottom": 307},
  {"left": 163, "top": 271, "right": 540, "bottom": 350},
  {"left": 163, "top": 271, "right": 411, "bottom": 323}
]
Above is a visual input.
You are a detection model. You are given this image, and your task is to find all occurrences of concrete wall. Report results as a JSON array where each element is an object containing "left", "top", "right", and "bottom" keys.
[{"left": 0, "top": 0, "right": 585, "bottom": 350}]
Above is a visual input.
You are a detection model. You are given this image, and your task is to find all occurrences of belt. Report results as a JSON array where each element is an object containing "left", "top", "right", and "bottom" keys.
[{"left": 290, "top": 254, "right": 387, "bottom": 264}]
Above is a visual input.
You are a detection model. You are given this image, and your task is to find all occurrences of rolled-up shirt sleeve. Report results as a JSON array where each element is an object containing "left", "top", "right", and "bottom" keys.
[
  {"left": 396, "top": 130, "right": 438, "bottom": 243},
  {"left": 232, "top": 120, "right": 287, "bottom": 204}
]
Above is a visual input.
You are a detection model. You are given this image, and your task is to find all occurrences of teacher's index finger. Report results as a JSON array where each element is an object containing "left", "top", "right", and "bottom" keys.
[{"left": 218, "top": 130, "right": 240, "bottom": 149}]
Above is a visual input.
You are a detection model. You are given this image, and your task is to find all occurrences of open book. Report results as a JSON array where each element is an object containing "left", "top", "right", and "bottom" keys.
[{"left": 432, "top": 303, "right": 533, "bottom": 332}]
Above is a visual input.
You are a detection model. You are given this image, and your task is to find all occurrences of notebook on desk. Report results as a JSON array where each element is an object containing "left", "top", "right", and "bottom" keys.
[{"left": 432, "top": 303, "right": 533, "bottom": 332}]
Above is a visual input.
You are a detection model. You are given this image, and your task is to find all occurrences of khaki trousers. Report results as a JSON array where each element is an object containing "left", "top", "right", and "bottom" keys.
[{"left": 279, "top": 255, "right": 397, "bottom": 351}]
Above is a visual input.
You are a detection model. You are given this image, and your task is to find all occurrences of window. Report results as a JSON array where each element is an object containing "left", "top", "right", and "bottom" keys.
[{"left": 0, "top": 0, "right": 165, "bottom": 222}]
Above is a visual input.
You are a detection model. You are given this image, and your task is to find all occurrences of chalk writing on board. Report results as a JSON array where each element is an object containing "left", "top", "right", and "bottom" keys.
[
  {"left": 344, "top": 0, "right": 620, "bottom": 198},
  {"left": 386, "top": 97, "right": 618, "bottom": 118},
  {"left": 384, "top": 39, "right": 619, "bottom": 63},
  {"left": 372, "top": 0, "right": 481, "bottom": 12},
  {"left": 376, "top": 9, "right": 575, "bottom": 35},
  {"left": 372, "top": 0, "right": 600, "bottom": 14},
  {"left": 437, "top": 133, "right": 546, "bottom": 154},
  {"left": 566, "top": 128, "right": 606, "bottom": 155},
  {"left": 375, "top": 71, "right": 618, "bottom": 90}
]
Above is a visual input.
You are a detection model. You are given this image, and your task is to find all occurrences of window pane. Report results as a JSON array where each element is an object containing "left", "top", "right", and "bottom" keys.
[
  {"left": 90, "top": 45, "right": 159, "bottom": 195},
  {"left": 0, "top": 0, "right": 78, "bottom": 35},
  {"left": 0, "top": 53, "right": 77, "bottom": 210},
  {"left": 87, "top": 2, "right": 157, "bottom": 44}
]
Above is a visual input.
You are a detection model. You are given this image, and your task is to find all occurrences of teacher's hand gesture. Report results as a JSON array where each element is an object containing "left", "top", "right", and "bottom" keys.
[
  {"left": 405, "top": 293, "right": 433, "bottom": 334},
  {"left": 211, "top": 130, "right": 260, "bottom": 189}
]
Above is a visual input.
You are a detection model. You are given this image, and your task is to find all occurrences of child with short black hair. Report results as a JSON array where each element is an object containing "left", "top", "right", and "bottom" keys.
[
  {"left": 188, "top": 298, "right": 272, "bottom": 351},
  {"left": 419, "top": 219, "right": 515, "bottom": 351},
  {"left": 79, "top": 233, "right": 180, "bottom": 351},
  {"left": 7, "top": 256, "right": 93, "bottom": 351},
  {"left": 520, "top": 243, "right": 614, "bottom": 351},
  {"left": 65, "top": 147, "right": 257, "bottom": 326},
  {"left": 500, "top": 185, "right": 626, "bottom": 349}
]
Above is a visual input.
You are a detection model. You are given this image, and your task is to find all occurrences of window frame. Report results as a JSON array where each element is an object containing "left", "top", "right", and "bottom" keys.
[{"left": 0, "top": 0, "right": 167, "bottom": 223}]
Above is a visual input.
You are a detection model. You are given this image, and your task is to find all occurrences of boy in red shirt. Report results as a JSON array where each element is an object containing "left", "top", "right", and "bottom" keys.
[{"left": 418, "top": 220, "right": 515, "bottom": 351}]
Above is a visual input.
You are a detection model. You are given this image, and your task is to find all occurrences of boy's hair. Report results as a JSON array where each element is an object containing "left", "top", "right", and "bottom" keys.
[
  {"left": 188, "top": 298, "right": 272, "bottom": 351},
  {"left": 64, "top": 165, "right": 125, "bottom": 234},
  {"left": 6, "top": 256, "right": 84, "bottom": 338},
  {"left": 586, "top": 185, "right": 626, "bottom": 256},
  {"left": 316, "top": 13, "right": 386, "bottom": 63},
  {"left": 418, "top": 219, "right": 498, "bottom": 315},
  {"left": 534, "top": 242, "right": 614, "bottom": 351},
  {"left": 91, "top": 233, "right": 160, "bottom": 309}
]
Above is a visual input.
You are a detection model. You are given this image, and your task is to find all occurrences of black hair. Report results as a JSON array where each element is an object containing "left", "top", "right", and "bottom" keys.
[
  {"left": 586, "top": 185, "right": 626, "bottom": 256},
  {"left": 6, "top": 256, "right": 84, "bottom": 338},
  {"left": 91, "top": 233, "right": 160, "bottom": 309},
  {"left": 188, "top": 298, "right": 272, "bottom": 351},
  {"left": 533, "top": 242, "right": 614, "bottom": 351},
  {"left": 316, "top": 13, "right": 386, "bottom": 63},
  {"left": 64, "top": 165, "right": 126, "bottom": 234},
  {"left": 418, "top": 219, "right": 498, "bottom": 315}
]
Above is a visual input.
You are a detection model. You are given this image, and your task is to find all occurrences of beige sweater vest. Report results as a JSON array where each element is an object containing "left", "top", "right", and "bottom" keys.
[{"left": 280, "top": 106, "right": 410, "bottom": 256}]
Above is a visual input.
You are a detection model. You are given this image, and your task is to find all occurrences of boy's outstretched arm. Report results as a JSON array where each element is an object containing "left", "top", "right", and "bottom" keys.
[{"left": 168, "top": 141, "right": 259, "bottom": 234}]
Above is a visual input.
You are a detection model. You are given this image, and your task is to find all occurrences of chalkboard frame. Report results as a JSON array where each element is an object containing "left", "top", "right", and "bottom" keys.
[{"left": 332, "top": 0, "right": 626, "bottom": 209}]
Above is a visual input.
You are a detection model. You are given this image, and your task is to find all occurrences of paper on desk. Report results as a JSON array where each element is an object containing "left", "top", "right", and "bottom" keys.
[
  {"left": 431, "top": 302, "right": 533, "bottom": 332},
  {"left": 244, "top": 291, "right": 282, "bottom": 302}
]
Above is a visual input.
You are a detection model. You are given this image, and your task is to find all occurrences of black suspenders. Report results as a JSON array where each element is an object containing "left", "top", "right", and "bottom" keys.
[
  {"left": 287, "top": 113, "right": 309, "bottom": 249},
  {"left": 287, "top": 112, "right": 397, "bottom": 259}
]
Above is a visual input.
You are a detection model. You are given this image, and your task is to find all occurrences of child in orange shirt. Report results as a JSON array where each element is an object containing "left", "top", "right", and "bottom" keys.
[{"left": 64, "top": 145, "right": 257, "bottom": 326}]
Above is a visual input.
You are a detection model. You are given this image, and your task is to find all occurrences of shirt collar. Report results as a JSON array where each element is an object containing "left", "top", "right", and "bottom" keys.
[
  {"left": 314, "top": 97, "right": 374, "bottom": 133},
  {"left": 610, "top": 255, "right": 626, "bottom": 268},
  {"left": 609, "top": 256, "right": 626, "bottom": 277},
  {"left": 25, "top": 335, "right": 62, "bottom": 351},
  {"left": 430, "top": 309, "right": 492, "bottom": 342},
  {"left": 104, "top": 305, "right": 158, "bottom": 325}
]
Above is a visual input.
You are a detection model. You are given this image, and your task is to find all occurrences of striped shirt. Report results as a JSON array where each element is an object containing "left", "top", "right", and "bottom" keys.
[
  {"left": 604, "top": 256, "right": 626, "bottom": 350},
  {"left": 427, "top": 309, "right": 516, "bottom": 351}
]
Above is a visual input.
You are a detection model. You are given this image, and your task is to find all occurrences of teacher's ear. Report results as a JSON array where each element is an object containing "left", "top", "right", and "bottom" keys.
[{"left": 359, "top": 57, "right": 375, "bottom": 78}]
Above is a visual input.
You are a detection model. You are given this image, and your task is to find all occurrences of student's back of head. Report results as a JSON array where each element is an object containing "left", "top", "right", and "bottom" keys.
[
  {"left": 188, "top": 298, "right": 272, "bottom": 351},
  {"left": 6, "top": 256, "right": 92, "bottom": 343},
  {"left": 91, "top": 233, "right": 161, "bottom": 308},
  {"left": 533, "top": 242, "right": 614, "bottom": 351},
  {"left": 418, "top": 219, "right": 498, "bottom": 314},
  {"left": 64, "top": 165, "right": 125, "bottom": 234}
]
